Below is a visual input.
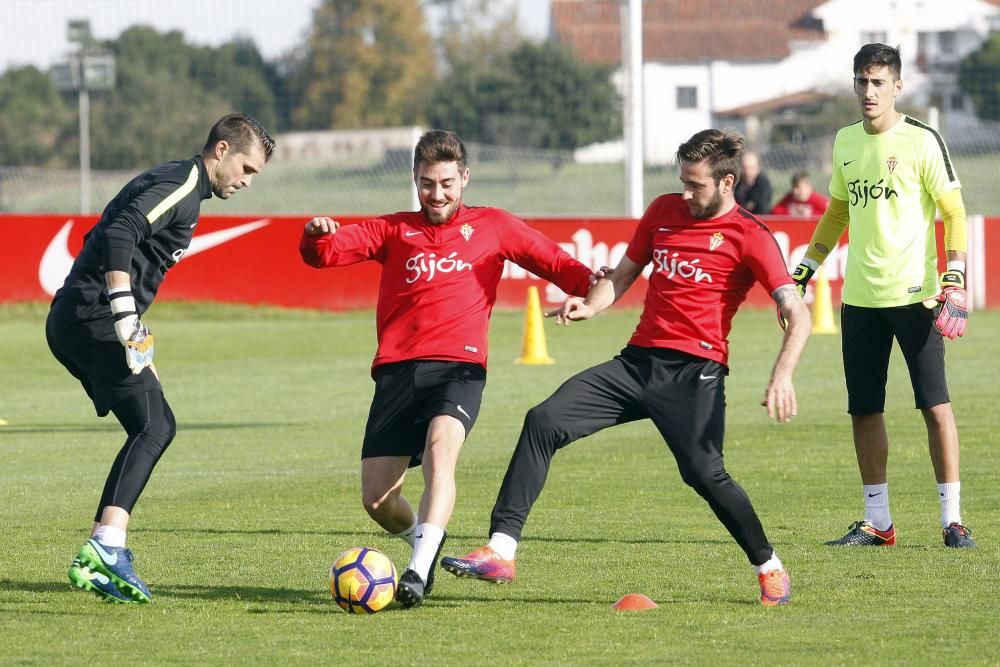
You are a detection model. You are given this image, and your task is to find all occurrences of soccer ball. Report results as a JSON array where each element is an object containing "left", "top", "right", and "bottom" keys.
[{"left": 329, "top": 547, "right": 397, "bottom": 614}]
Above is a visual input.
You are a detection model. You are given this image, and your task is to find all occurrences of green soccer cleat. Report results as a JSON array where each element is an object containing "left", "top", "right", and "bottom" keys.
[
  {"left": 68, "top": 556, "right": 132, "bottom": 603},
  {"left": 72, "top": 539, "right": 152, "bottom": 603}
]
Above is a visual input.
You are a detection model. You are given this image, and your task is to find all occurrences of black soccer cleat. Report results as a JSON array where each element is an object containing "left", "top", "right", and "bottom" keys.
[
  {"left": 395, "top": 569, "right": 426, "bottom": 609},
  {"left": 824, "top": 520, "right": 896, "bottom": 546},
  {"left": 943, "top": 523, "right": 976, "bottom": 548}
]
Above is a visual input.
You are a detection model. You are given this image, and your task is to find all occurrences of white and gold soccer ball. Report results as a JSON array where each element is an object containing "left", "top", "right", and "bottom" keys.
[{"left": 329, "top": 547, "right": 397, "bottom": 614}]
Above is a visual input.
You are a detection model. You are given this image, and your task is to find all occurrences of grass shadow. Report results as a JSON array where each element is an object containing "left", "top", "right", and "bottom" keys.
[
  {"left": 0, "top": 421, "right": 299, "bottom": 435},
  {"left": 156, "top": 583, "right": 327, "bottom": 604}
]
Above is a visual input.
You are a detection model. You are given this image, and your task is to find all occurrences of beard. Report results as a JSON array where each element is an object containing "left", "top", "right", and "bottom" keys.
[
  {"left": 421, "top": 197, "right": 461, "bottom": 225},
  {"left": 688, "top": 189, "right": 723, "bottom": 219}
]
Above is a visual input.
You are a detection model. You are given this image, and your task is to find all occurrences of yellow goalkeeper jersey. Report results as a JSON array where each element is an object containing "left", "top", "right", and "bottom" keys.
[{"left": 829, "top": 115, "right": 960, "bottom": 307}]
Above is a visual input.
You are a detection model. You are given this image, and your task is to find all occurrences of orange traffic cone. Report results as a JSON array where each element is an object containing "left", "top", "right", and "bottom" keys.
[
  {"left": 515, "top": 286, "right": 555, "bottom": 365},
  {"left": 811, "top": 266, "right": 838, "bottom": 335}
]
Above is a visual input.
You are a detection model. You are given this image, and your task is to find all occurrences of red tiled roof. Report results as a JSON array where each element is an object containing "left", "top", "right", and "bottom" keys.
[
  {"left": 551, "top": 0, "right": 827, "bottom": 65},
  {"left": 715, "top": 90, "right": 830, "bottom": 117}
]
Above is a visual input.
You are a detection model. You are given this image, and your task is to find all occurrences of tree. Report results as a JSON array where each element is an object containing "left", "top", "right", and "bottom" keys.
[
  {"left": 85, "top": 27, "right": 235, "bottom": 169},
  {"left": 429, "top": 41, "right": 621, "bottom": 150},
  {"left": 288, "top": 0, "right": 436, "bottom": 130},
  {"left": 959, "top": 34, "right": 1000, "bottom": 121},
  {"left": 0, "top": 66, "right": 72, "bottom": 166},
  {"left": 0, "top": 26, "right": 282, "bottom": 169}
]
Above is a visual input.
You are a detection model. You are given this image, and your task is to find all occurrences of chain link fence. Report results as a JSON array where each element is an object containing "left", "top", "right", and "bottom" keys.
[{"left": 4, "top": 118, "right": 1000, "bottom": 217}]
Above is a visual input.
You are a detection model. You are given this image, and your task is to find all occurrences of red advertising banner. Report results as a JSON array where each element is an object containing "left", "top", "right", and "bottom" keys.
[{"left": 1, "top": 213, "right": 994, "bottom": 309}]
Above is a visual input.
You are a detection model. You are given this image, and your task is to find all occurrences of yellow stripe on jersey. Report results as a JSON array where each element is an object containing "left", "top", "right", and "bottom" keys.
[
  {"left": 828, "top": 115, "right": 960, "bottom": 308},
  {"left": 938, "top": 188, "right": 967, "bottom": 253},
  {"left": 146, "top": 164, "right": 199, "bottom": 225}
]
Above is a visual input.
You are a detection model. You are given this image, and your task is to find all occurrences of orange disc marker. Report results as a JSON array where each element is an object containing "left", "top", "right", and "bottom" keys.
[{"left": 612, "top": 593, "right": 658, "bottom": 611}]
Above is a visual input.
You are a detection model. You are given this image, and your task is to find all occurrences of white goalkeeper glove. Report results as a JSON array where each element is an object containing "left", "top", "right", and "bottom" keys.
[
  {"left": 108, "top": 287, "right": 155, "bottom": 374},
  {"left": 922, "top": 270, "right": 968, "bottom": 340}
]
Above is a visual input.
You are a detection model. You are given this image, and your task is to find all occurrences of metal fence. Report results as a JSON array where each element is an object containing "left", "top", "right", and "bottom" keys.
[{"left": 4, "top": 118, "right": 1000, "bottom": 218}]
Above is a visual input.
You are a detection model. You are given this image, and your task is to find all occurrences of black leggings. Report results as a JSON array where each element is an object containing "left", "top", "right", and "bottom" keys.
[
  {"left": 489, "top": 346, "right": 775, "bottom": 566},
  {"left": 94, "top": 390, "right": 177, "bottom": 521}
]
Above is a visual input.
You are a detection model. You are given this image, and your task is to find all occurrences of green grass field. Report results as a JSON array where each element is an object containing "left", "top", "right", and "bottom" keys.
[{"left": 1, "top": 303, "right": 997, "bottom": 665}]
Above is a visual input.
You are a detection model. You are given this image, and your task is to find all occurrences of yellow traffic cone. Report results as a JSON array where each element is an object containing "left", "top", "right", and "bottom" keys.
[
  {"left": 811, "top": 266, "right": 839, "bottom": 335},
  {"left": 515, "top": 286, "right": 556, "bottom": 365}
]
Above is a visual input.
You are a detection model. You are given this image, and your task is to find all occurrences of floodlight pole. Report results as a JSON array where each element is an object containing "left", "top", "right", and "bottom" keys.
[
  {"left": 79, "top": 86, "right": 91, "bottom": 214},
  {"left": 621, "top": 0, "right": 644, "bottom": 218},
  {"left": 51, "top": 20, "right": 115, "bottom": 214}
]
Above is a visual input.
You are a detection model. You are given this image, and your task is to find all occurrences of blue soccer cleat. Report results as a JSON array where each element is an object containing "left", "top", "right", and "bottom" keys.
[
  {"left": 68, "top": 556, "right": 132, "bottom": 603},
  {"left": 72, "top": 539, "right": 152, "bottom": 603}
]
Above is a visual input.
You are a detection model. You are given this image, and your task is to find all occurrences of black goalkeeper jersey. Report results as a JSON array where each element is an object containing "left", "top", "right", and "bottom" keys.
[{"left": 54, "top": 155, "right": 213, "bottom": 320}]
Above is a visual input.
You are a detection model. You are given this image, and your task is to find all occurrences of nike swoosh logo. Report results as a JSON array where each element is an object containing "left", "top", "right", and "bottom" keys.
[
  {"left": 699, "top": 374, "right": 717, "bottom": 380},
  {"left": 867, "top": 492, "right": 882, "bottom": 497},
  {"left": 89, "top": 540, "right": 119, "bottom": 566},
  {"left": 89, "top": 572, "right": 111, "bottom": 585},
  {"left": 405, "top": 230, "right": 422, "bottom": 237},
  {"left": 843, "top": 160, "right": 856, "bottom": 166},
  {"left": 186, "top": 219, "right": 270, "bottom": 257},
  {"left": 456, "top": 405, "right": 470, "bottom": 420},
  {"left": 38, "top": 219, "right": 270, "bottom": 296}
]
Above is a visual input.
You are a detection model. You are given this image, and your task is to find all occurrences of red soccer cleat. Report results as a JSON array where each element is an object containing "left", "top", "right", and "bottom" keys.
[
  {"left": 440, "top": 546, "right": 516, "bottom": 583},
  {"left": 758, "top": 568, "right": 792, "bottom": 607}
]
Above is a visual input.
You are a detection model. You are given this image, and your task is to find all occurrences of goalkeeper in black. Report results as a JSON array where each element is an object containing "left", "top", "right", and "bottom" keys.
[{"left": 46, "top": 112, "right": 275, "bottom": 603}]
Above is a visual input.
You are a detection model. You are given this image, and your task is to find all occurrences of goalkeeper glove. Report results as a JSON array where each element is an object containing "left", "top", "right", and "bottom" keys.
[
  {"left": 790, "top": 259, "right": 819, "bottom": 296},
  {"left": 778, "top": 258, "right": 819, "bottom": 329},
  {"left": 108, "top": 288, "right": 155, "bottom": 374},
  {"left": 922, "top": 270, "right": 967, "bottom": 340}
]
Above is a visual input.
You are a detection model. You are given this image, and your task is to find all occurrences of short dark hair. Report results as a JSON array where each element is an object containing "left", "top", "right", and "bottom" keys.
[
  {"left": 676, "top": 128, "right": 744, "bottom": 184},
  {"left": 204, "top": 112, "right": 275, "bottom": 162},
  {"left": 854, "top": 43, "right": 902, "bottom": 80},
  {"left": 791, "top": 171, "right": 811, "bottom": 187},
  {"left": 413, "top": 129, "right": 467, "bottom": 171}
]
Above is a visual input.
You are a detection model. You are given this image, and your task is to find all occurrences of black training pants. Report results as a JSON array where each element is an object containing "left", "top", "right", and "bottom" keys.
[{"left": 489, "top": 345, "right": 774, "bottom": 566}]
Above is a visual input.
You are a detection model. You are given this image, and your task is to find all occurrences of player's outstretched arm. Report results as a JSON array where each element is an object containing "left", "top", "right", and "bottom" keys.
[
  {"left": 763, "top": 285, "right": 810, "bottom": 422},
  {"left": 547, "top": 257, "right": 644, "bottom": 326}
]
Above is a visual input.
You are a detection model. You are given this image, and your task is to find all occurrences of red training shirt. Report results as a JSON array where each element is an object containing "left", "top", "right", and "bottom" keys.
[
  {"left": 300, "top": 204, "right": 593, "bottom": 375},
  {"left": 770, "top": 191, "right": 829, "bottom": 217},
  {"left": 625, "top": 194, "right": 793, "bottom": 366}
]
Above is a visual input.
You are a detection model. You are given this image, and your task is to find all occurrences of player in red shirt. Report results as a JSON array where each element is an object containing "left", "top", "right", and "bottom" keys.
[
  {"left": 770, "top": 172, "right": 829, "bottom": 217},
  {"left": 441, "top": 129, "right": 811, "bottom": 606},
  {"left": 299, "top": 130, "right": 594, "bottom": 608}
]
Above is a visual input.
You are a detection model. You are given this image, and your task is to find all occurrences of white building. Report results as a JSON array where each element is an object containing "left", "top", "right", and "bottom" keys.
[{"left": 551, "top": 0, "right": 1000, "bottom": 163}]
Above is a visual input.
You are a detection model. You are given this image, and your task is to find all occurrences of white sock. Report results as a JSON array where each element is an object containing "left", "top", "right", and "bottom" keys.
[
  {"left": 393, "top": 517, "right": 418, "bottom": 547},
  {"left": 863, "top": 483, "right": 892, "bottom": 531},
  {"left": 938, "top": 481, "right": 962, "bottom": 528},
  {"left": 407, "top": 523, "right": 445, "bottom": 583},
  {"left": 93, "top": 525, "right": 126, "bottom": 548},
  {"left": 753, "top": 551, "right": 784, "bottom": 575},
  {"left": 488, "top": 532, "right": 518, "bottom": 561}
]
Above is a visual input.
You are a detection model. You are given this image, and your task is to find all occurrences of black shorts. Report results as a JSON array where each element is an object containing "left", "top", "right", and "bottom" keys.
[
  {"left": 841, "top": 303, "right": 949, "bottom": 415},
  {"left": 46, "top": 297, "right": 162, "bottom": 417},
  {"left": 361, "top": 360, "right": 486, "bottom": 467},
  {"left": 548, "top": 345, "right": 729, "bottom": 459}
]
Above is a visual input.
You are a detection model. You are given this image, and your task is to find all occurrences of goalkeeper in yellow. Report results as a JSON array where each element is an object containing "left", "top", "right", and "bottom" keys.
[{"left": 792, "top": 43, "right": 975, "bottom": 549}]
